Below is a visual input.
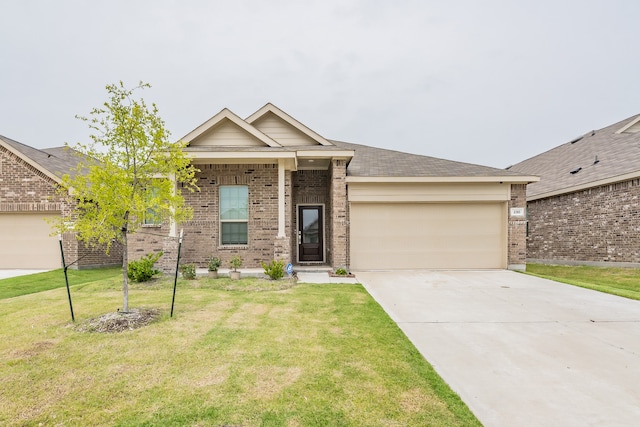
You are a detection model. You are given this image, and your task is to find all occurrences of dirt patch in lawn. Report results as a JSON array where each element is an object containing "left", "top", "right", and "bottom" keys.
[{"left": 76, "top": 308, "right": 161, "bottom": 333}]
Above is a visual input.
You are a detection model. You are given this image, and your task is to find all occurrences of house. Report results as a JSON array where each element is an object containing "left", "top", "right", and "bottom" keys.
[
  {"left": 509, "top": 113, "right": 640, "bottom": 267},
  {"left": 131, "top": 103, "right": 537, "bottom": 271},
  {"left": 0, "top": 135, "right": 123, "bottom": 269}
]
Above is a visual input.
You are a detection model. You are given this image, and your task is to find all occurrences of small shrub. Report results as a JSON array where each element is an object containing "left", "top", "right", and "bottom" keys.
[
  {"left": 207, "top": 257, "right": 222, "bottom": 271},
  {"left": 180, "top": 263, "right": 196, "bottom": 280},
  {"left": 335, "top": 267, "right": 349, "bottom": 276},
  {"left": 261, "top": 259, "right": 285, "bottom": 280},
  {"left": 229, "top": 255, "right": 242, "bottom": 271},
  {"left": 127, "top": 252, "right": 163, "bottom": 282}
]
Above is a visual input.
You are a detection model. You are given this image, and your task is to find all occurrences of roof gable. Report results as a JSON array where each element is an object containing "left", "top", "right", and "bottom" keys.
[
  {"left": 0, "top": 135, "right": 81, "bottom": 183},
  {"left": 246, "top": 103, "right": 333, "bottom": 146},
  {"left": 181, "top": 108, "right": 280, "bottom": 148}
]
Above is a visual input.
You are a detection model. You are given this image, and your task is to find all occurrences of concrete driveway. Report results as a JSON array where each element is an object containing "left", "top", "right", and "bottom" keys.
[{"left": 357, "top": 270, "right": 640, "bottom": 427}]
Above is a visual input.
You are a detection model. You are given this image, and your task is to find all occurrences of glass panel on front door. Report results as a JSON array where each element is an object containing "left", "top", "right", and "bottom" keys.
[{"left": 298, "top": 206, "right": 323, "bottom": 262}]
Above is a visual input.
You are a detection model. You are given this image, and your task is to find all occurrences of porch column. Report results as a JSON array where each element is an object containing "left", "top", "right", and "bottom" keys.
[{"left": 278, "top": 159, "right": 286, "bottom": 238}]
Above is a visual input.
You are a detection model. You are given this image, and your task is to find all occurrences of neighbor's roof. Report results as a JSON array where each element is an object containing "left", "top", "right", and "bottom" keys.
[
  {"left": 332, "top": 140, "right": 534, "bottom": 180},
  {"left": 0, "top": 135, "right": 83, "bottom": 183},
  {"left": 508, "top": 114, "right": 640, "bottom": 199}
]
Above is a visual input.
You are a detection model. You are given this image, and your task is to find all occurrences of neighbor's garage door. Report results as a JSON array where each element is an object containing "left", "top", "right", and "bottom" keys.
[
  {"left": 0, "top": 213, "right": 61, "bottom": 269},
  {"left": 350, "top": 203, "right": 506, "bottom": 270}
]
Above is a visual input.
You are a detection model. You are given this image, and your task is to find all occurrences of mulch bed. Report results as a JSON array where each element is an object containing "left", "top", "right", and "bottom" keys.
[
  {"left": 328, "top": 272, "right": 356, "bottom": 278},
  {"left": 76, "top": 308, "right": 161, "bottom": 333}
]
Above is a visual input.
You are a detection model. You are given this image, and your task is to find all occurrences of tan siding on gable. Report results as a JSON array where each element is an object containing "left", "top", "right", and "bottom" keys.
[
  {"left": 190, "top": 120, "right": 266, "bottom": 147},
  {"left": 252, "top": 113, "right": 318, "bottom": 146},
  {"left": 624, "top": 121, "right": 640, "bottom": 134}
]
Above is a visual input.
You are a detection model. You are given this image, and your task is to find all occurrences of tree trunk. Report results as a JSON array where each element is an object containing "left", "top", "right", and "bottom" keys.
[{"left": 122, "top": 215, "right": 129, "bottom": 313}]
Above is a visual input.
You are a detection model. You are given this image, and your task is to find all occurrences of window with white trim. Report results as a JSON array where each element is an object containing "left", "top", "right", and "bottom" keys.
[{"left": 220, "top": 185, "right": 248, "bottom": 245}]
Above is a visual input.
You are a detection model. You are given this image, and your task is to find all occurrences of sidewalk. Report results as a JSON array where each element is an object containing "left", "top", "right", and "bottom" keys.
[{"left": 195, "top": 268, "right": 359, "bottom": 284}]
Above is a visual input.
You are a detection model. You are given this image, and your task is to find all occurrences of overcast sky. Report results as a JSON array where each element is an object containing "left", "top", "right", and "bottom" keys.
[{"left": 1, "top": 1, "right": 639, "bottom": 169}]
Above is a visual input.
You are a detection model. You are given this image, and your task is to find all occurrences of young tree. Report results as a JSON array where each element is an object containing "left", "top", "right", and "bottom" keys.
[{"left": 54, "top": 81, "right": 198, "bottom": 312}]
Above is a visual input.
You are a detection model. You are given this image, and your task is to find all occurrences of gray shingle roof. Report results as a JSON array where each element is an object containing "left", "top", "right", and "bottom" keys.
[
  {"left": 0, "top": 135, "right": 83, "bottom": 180},
  {"left": 508, "top": 114, "right": 640, "bottom": 198},
  {"left": 331, "top": 140, "right": 528, "bottom": 178}
]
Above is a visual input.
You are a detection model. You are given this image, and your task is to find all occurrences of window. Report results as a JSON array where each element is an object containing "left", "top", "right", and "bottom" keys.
[
  {"left": 220, "top": 185, "right": 248, "bottom": 245},
  {"left": 144, "top": 186, "right": 162, "bottom": 225}
]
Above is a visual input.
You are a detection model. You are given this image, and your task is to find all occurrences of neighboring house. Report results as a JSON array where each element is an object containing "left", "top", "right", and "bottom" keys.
[
  {"left": 0, "top": 135, "right": 122, "bottom": 269},
  {"left": 131, "top": 103, "right": 537, "bottom": 271},
  {"left": 509, "top": 113, "right": 640, "bottom": 266}
]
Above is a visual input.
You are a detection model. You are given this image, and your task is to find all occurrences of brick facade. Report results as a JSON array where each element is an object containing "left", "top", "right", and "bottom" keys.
[
  {"left": 527, "top": 178, "right": 640, "bottom": 265},
  {"left": 329, "top": 159, "right": 348, "bottom": 268},
  {"left": 131, "top": 163, "right": 295, "bottom": 271},
  {"left": 131, "top": 161, "right": 352, "bottom": 271},
  {"left": 1, "top": 145, "right": 121, "bottom": 269},
  {"left": 508, "top": 184, "right": 527, "bottom": 269}
]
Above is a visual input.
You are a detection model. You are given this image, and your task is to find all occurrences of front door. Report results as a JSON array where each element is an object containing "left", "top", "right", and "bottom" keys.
[{"left": 298, "top": 206, "right": 323, "bottom": 262}]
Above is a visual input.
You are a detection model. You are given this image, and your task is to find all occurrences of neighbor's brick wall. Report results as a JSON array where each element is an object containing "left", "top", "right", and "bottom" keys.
[
  {"left": 1, "top": 145, "right": 122, "bottom": 269},
  {"left": 0, "top": 145, "right": 62, "bottom": 212},
  {"left": 508, "top": 184, "right": 527, "bottom": 267},
  {"left": 527, "top": 178, "right": 640, "bottom": 263}
]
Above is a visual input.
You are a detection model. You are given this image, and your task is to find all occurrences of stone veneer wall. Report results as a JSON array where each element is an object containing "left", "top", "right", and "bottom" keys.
[
  {"left": 527, "top": 178, "right": 640, "bottom": 265},
  {"left": 508, "top": 184, "right": 527, "bottom": 269}
]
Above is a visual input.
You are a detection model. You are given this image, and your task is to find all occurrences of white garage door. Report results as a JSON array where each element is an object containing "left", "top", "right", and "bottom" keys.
[
  {"left": 350, "top": 203, "right": 506, "bottom": 270},
  {"left": 0, "top": 213, "right": 61, "bottom": 269}
]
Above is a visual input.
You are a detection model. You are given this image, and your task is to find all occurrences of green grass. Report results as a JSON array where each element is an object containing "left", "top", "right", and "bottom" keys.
[
  {"left": 0, "top": 273, "right": 480, "bottom": 426},
  {"left": 526, "top": 263, "right": 640, "bottom": 300},
  {"left": 0, "top": 267, "right": 122, "bottom": 300}
]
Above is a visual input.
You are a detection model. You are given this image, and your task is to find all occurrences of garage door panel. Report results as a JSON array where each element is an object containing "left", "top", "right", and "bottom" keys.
[
  {"left": 0, "top": 213, "right": 61, "bottom": 269},
  {"left": 350, "top": 203, "right": 506, "bottom": 270}
]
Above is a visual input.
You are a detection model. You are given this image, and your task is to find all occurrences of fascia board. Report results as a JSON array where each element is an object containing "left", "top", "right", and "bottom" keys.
[
  {"left": 0, "top": 139, "right": 62, "bottom": 184},
  {"left": 296, "top": 150, "right": 355, "bottom": 158},
  {"left": 187, "top": 151, "right": 296, "bottom": 160},
  {"left": 246, "top": 103, "right": 333, "bottom": 146},
  {"left": 615, "top": 116, "right": 640, "bottom": 134},
  {"left": 346, "top": 175, "right": 539, "bottom": 184},
  {"left": 181, "top": 108, "right": 281, "bottom": 147},
  {"left": 527, "top": 170, "right": 640, "bottom": 201}
]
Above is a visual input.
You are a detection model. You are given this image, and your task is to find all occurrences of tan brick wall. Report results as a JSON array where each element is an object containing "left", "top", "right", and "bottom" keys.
[
  {"left": 1, "top": 145, "right": 121, "bottom": 269},
  {"left": 527, "top": 178, "right": 640, "bottom": 264},
  {"left": 329, "top": 159, "right": 348, "bottom": 268},
  {"left": 508, "top": 184, "right": 527, "bottom": 268},
  {"left": 0, "top": 145, "right": 62, "bottom": 211},
  {"left": 130, "top": 163, "right": 293, "bottom": 270}
]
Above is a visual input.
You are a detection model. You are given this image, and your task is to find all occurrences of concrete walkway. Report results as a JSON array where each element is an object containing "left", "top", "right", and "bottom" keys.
[
  {"left": 0, "top": 269, "right": 50, "bottom": 280},
  {"left": 358, "top": 270, "right": 640, "bottom": 427},
  {"left": 195, "top": 268, "right": 359, "bottom": 284}
]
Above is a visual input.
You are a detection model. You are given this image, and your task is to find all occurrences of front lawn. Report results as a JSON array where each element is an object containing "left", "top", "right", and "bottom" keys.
[
  {"left": 0, "top": 273, "right": 480, "bottom": 426},
  {"left": 0, "top": 267, "right": 121, "bottom": 300},
  {"left": 526, "top": 263, "right": 640, "bottom": 300}
]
